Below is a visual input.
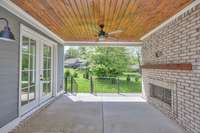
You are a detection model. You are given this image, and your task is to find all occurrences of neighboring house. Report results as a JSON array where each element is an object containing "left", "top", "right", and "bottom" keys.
[{"left": 64, "top": 58, "right": 88, "bottom": 69}]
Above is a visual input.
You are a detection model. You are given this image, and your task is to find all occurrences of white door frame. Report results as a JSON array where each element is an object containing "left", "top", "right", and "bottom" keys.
[
  {"left": 19, "top": 24, "right": 58, "bottom": 116},
  {"left": 19, "top": 27, "right": 40, "bottom": 114},
  {"left": 39, "top": 40, "right": 54, "bottom": 103}
]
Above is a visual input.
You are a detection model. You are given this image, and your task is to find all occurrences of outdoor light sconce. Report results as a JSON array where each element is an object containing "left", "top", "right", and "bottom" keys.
[
  {"left": 0, "top": 18, "right": 15, "bottom": 41},
  {"left": 155, "top": 51, "right": 163, "bottom": 58}
]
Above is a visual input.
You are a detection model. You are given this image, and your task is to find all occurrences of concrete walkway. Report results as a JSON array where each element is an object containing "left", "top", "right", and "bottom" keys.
[{"left": 13, "top": 94, "right": 186, "bottom": 133}]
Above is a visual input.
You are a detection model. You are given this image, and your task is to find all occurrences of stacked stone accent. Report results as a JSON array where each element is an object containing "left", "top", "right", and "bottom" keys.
[{"left": 142, "top": 4, "right": 200, "bottom": 133}]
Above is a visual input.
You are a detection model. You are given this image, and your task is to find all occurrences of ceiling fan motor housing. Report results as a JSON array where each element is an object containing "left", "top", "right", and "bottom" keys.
[{"left": 98, "top": 30, "right": 108, "bottom": 38}]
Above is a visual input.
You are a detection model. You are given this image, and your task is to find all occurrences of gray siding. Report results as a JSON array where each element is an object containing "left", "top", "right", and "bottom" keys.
[
  {"left": 57, "top": 44, "right": 64, "bottom": 93},
  {"left": 0, "top": 6, "right": 64, "bottom": 127},
  {"left": 0, "top": 7, "right": 20, "bottom": 127}
]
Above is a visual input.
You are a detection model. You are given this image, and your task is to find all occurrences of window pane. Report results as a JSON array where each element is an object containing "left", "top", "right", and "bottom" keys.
[
  {"left": 43, "top": 45, "right": 49, "bottom": 57},
  {"left": 21, "top": 82, "right": 28, "bottom": 88},
  {"left": 30, "top": 55, "right": 36, "bottom": 70},
  {"left": 22, "top": 54, "right": 29, "bottom": 71},
  {"left": 29, "top": 70, "right": 36, "bottom": 86},
  {"left": 48, "top": 47, "right": 51, "bottom": 57},
  {"left": 48, "top": 58, "right": 51, "bottom": 69},
  {"left": 47, "top": 83, "right": 51, "bottom": 93},
  {"left": 21, "top": 88, "right": 28, "bottom": 106},
  {"left": 29, "top": 86, "right": 35, "bottom": 102},
  {"left": 43, "top": 70, "right": 48, "bottom": 80},
  {"left": 48, "top": 70, "right": 51, "bottom": 80},
  {"left": 22, "top": 36, "right": 29, "bottom": 53},
  {"left": 30, "top": 39, "right": 36, "bottom": 55},
  {"left": 43, "top": 83, "right": 48, "bottom": 95},
  {"left": 43, "top": 58, "right": 48, "bottom": 69},
  {"left": 22, "top": 71, "right": 29, "bottom": 82}
]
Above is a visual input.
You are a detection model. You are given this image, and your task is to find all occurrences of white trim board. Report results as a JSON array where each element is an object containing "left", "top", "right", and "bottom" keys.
[
  {"left": 0, "top": 0, "right": 64, "bottom": 44},
  {"left": 64, "top": 41, "right": 143, "bottom": 46},
  {"left": 141, "top": 0, "right": 200, "bottom": 40}
]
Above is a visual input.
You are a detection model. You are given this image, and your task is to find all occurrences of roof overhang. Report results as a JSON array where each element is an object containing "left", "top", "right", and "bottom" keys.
[
  {"left": 0, "top": 0, "right": 199, "bottom": 46},
  {"left": 0, "top": 0, "right": 65, "bottom": 44},
  {"left": 63, "top": 41, "right": 143, "bottom": 47}
]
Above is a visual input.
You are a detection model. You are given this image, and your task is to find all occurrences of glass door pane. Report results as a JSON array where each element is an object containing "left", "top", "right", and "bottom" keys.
[
  {"left": 41, "top": 44, "right": 52, "bottom": 97},
  {"left": 21, "top": 36, "right": 36, "bottom": 106}
]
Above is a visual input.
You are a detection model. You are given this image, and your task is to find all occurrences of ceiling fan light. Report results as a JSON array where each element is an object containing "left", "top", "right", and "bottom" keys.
[{"left": 99, "top": 36, "right": 105, "bottom": 41}]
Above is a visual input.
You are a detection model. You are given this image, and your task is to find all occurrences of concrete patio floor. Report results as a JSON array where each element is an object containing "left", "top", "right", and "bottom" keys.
[{"left": 13, "top": 93, "right": 186, "bottom": 133}]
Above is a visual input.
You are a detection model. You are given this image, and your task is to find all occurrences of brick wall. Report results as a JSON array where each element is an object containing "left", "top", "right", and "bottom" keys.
[{"left": 142, "top": 4, "right": 200, "bottom": 133}]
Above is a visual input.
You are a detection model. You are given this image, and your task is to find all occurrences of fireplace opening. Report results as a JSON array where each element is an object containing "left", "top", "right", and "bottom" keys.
[{"left": 150, "top": 84, "right": 172, "bottom": 106}]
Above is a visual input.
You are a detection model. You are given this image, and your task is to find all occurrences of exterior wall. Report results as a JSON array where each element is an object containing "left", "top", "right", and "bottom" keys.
[
  {"left": 57, "top": 44, "right": 64, "bottom": 93},
  {"left": 142, "top": 4, "right": 200, "bottom": 133},
  {"left": 0, "top": 6, "right": 20, "bottom": 128},
  {"left": 0, "top": 6, "right": 64, "bottom": 128}
]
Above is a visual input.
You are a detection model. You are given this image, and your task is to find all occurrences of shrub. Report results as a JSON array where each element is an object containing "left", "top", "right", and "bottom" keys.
[
  {"left": 135, "top": 76, "right": 139, "bottom": 82},
  {"left": 83, "top": 73, "right": 86, "bottom": 78},
  {"left": 65, "top": 70, "right": 71, "bottom": 78},
  {"left": 127, "top": 75, "right": 131, "bottom": 82},
  {"left": 73, "top": 72, "right": 78, "bottom": 78}
]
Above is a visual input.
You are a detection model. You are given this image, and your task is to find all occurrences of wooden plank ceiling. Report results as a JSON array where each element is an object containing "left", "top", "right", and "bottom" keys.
[{"left": 12, "top": 0, "right": 192, "bottom": 42}]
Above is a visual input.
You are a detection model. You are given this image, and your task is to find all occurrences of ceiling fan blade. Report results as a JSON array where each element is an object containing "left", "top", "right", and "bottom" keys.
[
  {"left": 92, "top": 27, "right": 100, "bottom": 33},
  {"left": 108, "top": 30, "right": 124, "bottom": 35}
]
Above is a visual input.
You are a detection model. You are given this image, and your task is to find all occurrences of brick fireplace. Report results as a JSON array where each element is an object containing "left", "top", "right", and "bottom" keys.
[{"left": 141, "top": 3, "right": 200, "bottom": 133}]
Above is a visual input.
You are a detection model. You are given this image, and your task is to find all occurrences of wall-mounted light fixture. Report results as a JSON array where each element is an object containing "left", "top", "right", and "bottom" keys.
[
  {"left": 155, "top": 51, "right": 163, "bottom": 58},
  {"left": 0, "top": 18, "right": 15, "bottom": 41}
]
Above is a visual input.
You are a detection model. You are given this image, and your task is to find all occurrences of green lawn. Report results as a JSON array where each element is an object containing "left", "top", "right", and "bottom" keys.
[{"left": 65, "top": 68, "right": 142, "bottom": 93}]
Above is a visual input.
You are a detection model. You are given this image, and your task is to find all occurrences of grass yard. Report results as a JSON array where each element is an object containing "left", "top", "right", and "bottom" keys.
[{"left": 65, "top": 68, "right": 142, "bottom": 93}]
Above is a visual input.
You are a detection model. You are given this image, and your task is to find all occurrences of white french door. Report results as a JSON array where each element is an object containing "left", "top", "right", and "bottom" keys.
[
  {"left": 39, "top": 43, "right": 53, "bottom": 103},
  {"left": 20, "top": 34, "right": 39, "bottom": 114},
  {"left": 20, "top": 25, "right": 55, "bottom": 115}
]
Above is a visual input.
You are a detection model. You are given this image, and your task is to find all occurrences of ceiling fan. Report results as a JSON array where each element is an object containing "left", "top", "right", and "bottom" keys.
[{"left": 95, "top": 24, "right": 124, "bottom": 41}]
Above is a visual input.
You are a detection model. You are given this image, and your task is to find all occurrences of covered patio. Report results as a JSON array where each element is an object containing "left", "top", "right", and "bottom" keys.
[
  {"left": 0, "top": 0, "right": 200, "bottom": 133},
  {"left": 13, "top": 94, "right": 185, "bottom": 133}
]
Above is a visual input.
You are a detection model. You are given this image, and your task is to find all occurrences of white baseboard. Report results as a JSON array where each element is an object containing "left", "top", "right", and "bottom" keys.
[{"left": 0, "top": 117, "right": 20, "bottom": 133}]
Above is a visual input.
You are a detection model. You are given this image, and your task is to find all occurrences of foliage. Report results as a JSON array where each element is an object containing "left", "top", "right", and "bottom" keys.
[
  {"left": 126, "top": 75, "right": 131, "bottom": 82},
  {"left": 65, "top": 70, "right": 71, "bottom": 78},
  {"left": 90, "top": 47, "right": 130, "bottom": 77},
  {"left": 73, "top": 72, "right": 78, "bottom": 78},
  {"left": 135, "top": 76, "right": 139, "bottom": 82},
  {"left": 65, "top": 68, "right": 141, "bottom": 93},
  {"left": 65, "top": 48, "right": 79, "bottom": 59}
]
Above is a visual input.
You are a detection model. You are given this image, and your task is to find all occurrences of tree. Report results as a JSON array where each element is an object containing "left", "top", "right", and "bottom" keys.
[
  {"left": 79, "top": 47, "right": 87, "bottom": 59},
  {"left": 90, "top": 47, "right": 130, "bottom": 77},
  {"left": 65, "top": 48, "right": 79, "bottom": 59}
]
